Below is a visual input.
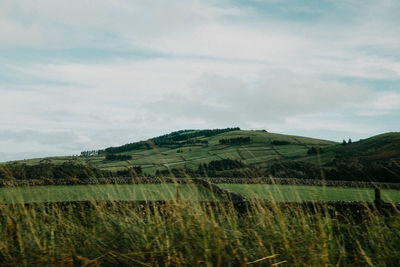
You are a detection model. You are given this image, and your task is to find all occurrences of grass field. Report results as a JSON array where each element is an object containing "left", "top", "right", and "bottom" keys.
[
  {"left": 1, "top": 183, "right": 399, "bottom": 204},
  {"left": 1, "top": 194, "right": 399, "bottom": 265},
  {"left": 0, "top": 184, "right": 217, "bottom": 204},
  {"left": 220, "top": 184, "right": 400, "bottom": 202},
  {"left": 0, "top": 179, "right": 399, "bottom": 265}
]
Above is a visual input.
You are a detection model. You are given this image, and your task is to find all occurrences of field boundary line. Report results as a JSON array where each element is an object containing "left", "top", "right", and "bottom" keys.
[{"left": 1, "top": 177, "right": 400, "bottom": 189}]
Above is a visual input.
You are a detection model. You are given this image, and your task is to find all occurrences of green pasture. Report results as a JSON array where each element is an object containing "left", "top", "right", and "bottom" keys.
[
  {"left": 220, "top": 184, "right": 400, "bottom": 202},
  {"left": 1, "top": 183, "right": 399, "bottom": 204},
  {"left": 0, "top": 184, "right": 218, "bottom": 204}
]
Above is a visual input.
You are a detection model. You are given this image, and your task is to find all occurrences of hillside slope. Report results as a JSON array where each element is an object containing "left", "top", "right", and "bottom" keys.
[
  {"left": 2, "top": 129, "right": 400, "bottom": 182},
  {"left": 285, "top": 132, "right": 400, "bottom": 182},
  {"left": 5, "top": 129, "right": 334, "bottom": 173}
]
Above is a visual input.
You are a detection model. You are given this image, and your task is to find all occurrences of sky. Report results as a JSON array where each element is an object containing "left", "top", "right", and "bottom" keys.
[{"left": 1, "top": 0, "right": 400, "bottom": 162}]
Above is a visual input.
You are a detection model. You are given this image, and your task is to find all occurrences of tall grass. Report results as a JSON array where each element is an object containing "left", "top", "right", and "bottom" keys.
[{"left": 1, "top": 196, "right": 399, "bottom": 266}]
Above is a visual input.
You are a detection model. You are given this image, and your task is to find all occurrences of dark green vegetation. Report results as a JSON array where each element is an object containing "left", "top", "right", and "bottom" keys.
[
  {"left": 103, "top": 128, "right": 238, "bottom": 154},
  {"left": 2, "top": 128, "right": 400, "bottom": 183},
  {"left": 1, "top": 199, "right": 400, "bottom": 266},
  {"left": 0, "top": 161, "right": 142, "bottom": 182},
  {"left": 219, "top": 136, "right": 251, "bottom": 145},
  {"left": 105, "top": 154, "right": 132, "bottom": 161}
]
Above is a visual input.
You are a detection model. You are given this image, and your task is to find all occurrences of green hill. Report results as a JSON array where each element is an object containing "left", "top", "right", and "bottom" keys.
[
  {"left": 289, "top": 132, "right": 400, "bottom": 182},
  {"left": 2, "top": 128, "right": 400, "bottom": 182},
  {"left": 7, "top": 128, "right": 335, "bottom": 173},
  {"left": 329, "top": 132, "right": 400, "bottom": 161}
]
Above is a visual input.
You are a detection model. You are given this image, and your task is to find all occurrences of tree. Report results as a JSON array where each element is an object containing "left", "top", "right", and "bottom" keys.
[{"left": 307, "top": 146, "right": 322, "bottom": 155}]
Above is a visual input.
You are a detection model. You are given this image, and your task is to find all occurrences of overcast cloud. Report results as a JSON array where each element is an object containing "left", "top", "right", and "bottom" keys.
[{"left": 1, "top": 0, "right": 399, "bottom": 161}]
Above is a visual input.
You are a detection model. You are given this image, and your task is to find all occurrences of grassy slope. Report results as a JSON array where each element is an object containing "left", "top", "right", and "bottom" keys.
[
  {"left": 7, "top": 130, "right": 337, "bottom": 175},
  {"left": 329, "top": 132, "right": 400, "bottom": 161},
  {"left": 4, "top": 130, "right": 400, "bottom": 176},
  {"left": 295, "top": 132, "right": 400, "bottom": 175}
]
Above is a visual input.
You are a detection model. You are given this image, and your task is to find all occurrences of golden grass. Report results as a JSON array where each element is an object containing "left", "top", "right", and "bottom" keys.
[{"left": 0, "top": 195, "right": 399, "bottom": 266}]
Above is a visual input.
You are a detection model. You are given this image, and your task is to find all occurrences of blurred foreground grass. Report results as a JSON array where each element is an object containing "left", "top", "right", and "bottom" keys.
[{"left": 1, "top": 195, "right": 400, "bottom": 266}]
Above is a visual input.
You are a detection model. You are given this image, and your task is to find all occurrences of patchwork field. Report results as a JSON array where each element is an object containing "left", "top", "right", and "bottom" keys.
[
  {"left": 8, "top": 129, "right": 337, "bottom": 174},
  {"left": 4, "top": 130, "right": 398, "bottom": 185}
]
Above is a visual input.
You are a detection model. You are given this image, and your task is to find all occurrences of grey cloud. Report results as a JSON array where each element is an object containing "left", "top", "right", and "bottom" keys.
[
  {"left": 145, "top": 71, "right": 373, "bottom": 127},
  {"left": 0, "top": 129, "right": 83, "bottom": 147},
  {"left": 0, "top": 130, "right": 85, "bottom": 162},
  {"left": 40, "top": 109, "right": 108, "bottom": 124},
  {"left": 1, "top": 0, "right": 399, "bottom": 162},
  {"left": 0, "top": 0, "right": 218, "bottom": 48}
]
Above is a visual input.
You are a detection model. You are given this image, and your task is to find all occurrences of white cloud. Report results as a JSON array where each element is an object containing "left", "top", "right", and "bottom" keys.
[
  {"left": 0, "top": 0, "right": 400, "bottom": 160},
  {"left": 0, "top": 0, "right": 228, "bottom": 48},
  {"left": 372, "top": 92, "right": 400, "bottom": 110},
  {"left": 136, "top": 24, "right": 305, "bottom": 63},
  {"left": 0, "top": 57, "right": 396, "bottom": 138},
  {"left": 280, "top": 116, "right": 380, "bottom": 134}
]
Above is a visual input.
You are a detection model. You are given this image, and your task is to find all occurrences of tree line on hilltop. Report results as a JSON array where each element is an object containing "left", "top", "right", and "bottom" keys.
[
  {"left": 105, "top": 154, "right": 132, "bottom": 161},
  {"left": 219, "top": 137, "right": 251, "bottom": 145},
  {"left": 104, "top": 128, "right": 239, "bottom": 154}
]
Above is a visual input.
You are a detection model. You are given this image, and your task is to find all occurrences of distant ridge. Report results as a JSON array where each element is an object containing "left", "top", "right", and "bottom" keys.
[{"left": 1, "top": 129, "right": 399, "bottom": 183}]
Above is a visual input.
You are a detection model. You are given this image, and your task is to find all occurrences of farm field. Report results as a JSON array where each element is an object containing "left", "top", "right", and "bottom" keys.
[
  {"left": 1, "top": 183, "right": 399, "bottom": 204},
  {"left": 5, "top": 129, "right": 338, "bottom": 174},
  {"left": 3, "top": 129, "right": 399, "bottom": 184},
  {"left": 220, "top": 184, "right": 400, "bottom": 202},
  {"left": 0, "top": 184, "right": 217, "bottom": 204}
]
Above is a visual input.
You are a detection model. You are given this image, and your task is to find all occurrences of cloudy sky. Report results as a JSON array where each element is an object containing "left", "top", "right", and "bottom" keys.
[{"left": 1, "top": 0, "right": 400, "bottom": 161}]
